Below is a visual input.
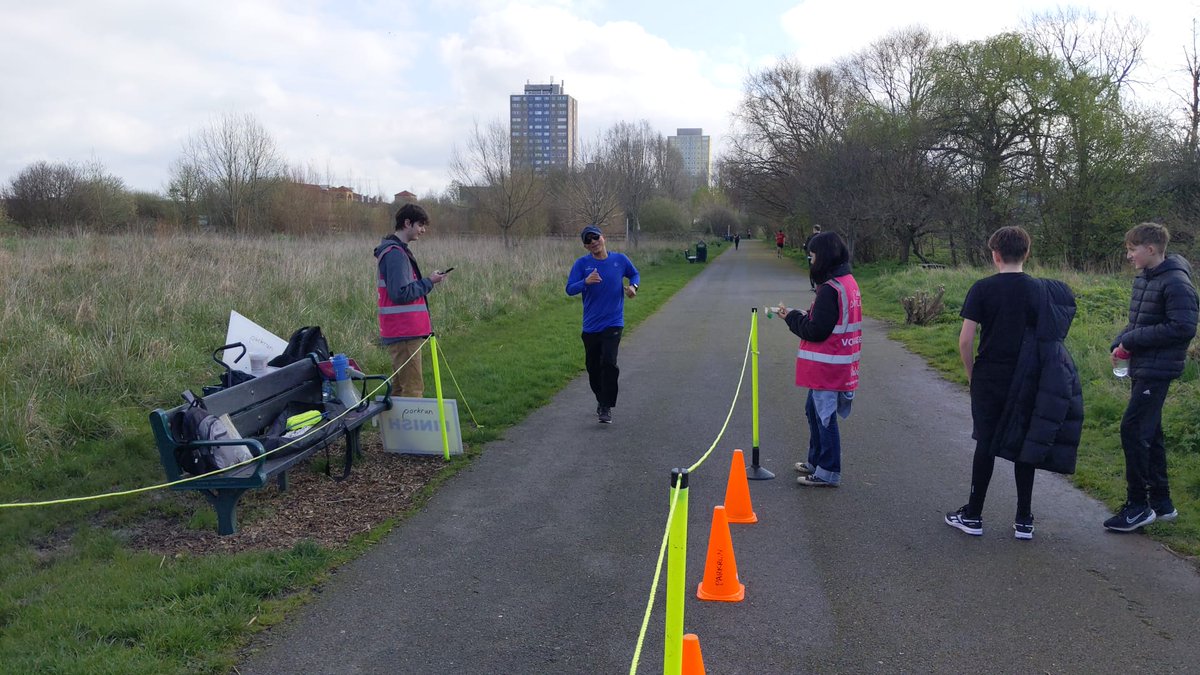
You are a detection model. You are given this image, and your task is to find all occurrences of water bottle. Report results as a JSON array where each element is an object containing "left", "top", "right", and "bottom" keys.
[
  {"left": 331, "top": 353, "right": 361, "bottom": 406},
  {"left": 765, "top": 301, "right": 784, "bottom": 319},
  {"left": 1113, "top": 347, "right": 1130, "bottom": 378},
  {"left": 1113, "top": 359, "right": 1129, "bottom": 378}
]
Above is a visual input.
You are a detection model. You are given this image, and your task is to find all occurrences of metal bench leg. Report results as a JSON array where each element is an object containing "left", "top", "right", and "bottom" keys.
[
  {"left": 334, "top": 430, "right": 360, "bottom": 482},
  {"left": 204, "top": 488, "right": 248, "bottom": 535}
]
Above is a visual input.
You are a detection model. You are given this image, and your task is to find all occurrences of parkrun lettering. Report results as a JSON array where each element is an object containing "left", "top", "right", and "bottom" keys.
[{"left": 388, "top": 408, "right": 441, "bottom": 432}]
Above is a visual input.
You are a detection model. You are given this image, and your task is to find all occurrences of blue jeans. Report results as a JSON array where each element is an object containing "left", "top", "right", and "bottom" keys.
[{"left": 805, "top": 390, "right": 841, "bottom": 484}]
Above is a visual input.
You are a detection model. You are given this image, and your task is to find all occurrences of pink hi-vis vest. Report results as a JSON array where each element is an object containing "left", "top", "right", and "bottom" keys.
[
  {"left": 795, "top": 274, "right": 862, "bottom": 391},
  {"left": 377, "top": 244, "right": 432, "bottom": 340}
]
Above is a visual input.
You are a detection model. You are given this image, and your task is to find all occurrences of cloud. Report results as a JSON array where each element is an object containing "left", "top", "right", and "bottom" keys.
[
  {"left": 0, "top": 1, "right": 422, "bottom": 194},
  {"left": 439, "top": 3, "right": 743, "bottom": 162}
]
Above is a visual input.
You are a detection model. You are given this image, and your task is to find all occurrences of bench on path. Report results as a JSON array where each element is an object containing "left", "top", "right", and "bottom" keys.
[
  {"left": 148, "top": 355, "right": 392, "bottom": 535},
  {"left": 918, "top": 262, "right": 947, "bottom": 270}
]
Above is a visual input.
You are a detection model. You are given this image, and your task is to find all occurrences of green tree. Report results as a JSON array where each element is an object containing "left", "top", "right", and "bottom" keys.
[{"left": 929, "top": 33, "right": 1062, "bottom": 260}]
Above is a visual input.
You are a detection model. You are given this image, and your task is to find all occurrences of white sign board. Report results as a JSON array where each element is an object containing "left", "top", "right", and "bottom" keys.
[
  {"left": 380, "top": 397, "right": 464, "bottom": 456},
  {"left": 223, "top": 310, "right": 289, "bottom": 374}
]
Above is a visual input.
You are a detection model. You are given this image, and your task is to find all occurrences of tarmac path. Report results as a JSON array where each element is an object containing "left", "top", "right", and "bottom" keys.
[{"left": 242, "top": 240, "right": 1200, "bottom": 674}]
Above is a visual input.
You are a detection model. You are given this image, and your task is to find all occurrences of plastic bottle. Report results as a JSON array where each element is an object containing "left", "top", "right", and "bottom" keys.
[
  {"left": 331, "top": 353, "right": 361, "bottom": 406},
  {"left": 1113, "top": 347, "right": 1131, "bottom": 378},
  {"left": 1113, "top": 359, "right": 1129, "bottom": 378},
  {"left": 765, "top": 301, "right": 784, "bottom": 319}
]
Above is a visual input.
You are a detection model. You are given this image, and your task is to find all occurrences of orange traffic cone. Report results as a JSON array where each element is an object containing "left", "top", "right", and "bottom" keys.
[
  {"left": 696, "top": 505, "right": 745, "bottom": 602},
  {"left": 682, "top": 633, "right": 706, "bottom": 675},
  {"left": 723, "top": 448, "right": 758, "bottom": 523}
]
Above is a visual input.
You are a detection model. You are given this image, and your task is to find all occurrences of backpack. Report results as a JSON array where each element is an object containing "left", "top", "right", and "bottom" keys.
[
  {"left": 170, "top": 392, "right": 253, "bottom": 475},
  {"left": 268, "top": 326, "right": 331, "bottom": 368}
]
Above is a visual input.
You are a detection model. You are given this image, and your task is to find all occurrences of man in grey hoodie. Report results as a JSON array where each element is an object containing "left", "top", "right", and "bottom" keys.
[{"left": 373, "top": 203, "right": 449, "bottom": 397}]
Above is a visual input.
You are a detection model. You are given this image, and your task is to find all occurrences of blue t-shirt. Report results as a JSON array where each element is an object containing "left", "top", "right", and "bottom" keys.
[{"left": 565, "top": 252, "right": 640, "bottom": 333}]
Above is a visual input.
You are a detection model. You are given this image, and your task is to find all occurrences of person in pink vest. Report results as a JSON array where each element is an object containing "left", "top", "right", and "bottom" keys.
[
  {"left": 374, "top": 203, "right": 450, "bottom": 397},
  {"left": 773, "top": 231, "right": 861, "bottom": 487}
]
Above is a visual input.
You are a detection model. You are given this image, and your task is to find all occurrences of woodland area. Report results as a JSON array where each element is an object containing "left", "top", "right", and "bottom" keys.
[{"left": 721, "top": 12, "right": 1200, "bottom": 267}]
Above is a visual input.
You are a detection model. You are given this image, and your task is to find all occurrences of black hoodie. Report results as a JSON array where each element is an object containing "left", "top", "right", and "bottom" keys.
[{"left": 1112, "top": 254, "right": 1200, "bottom": 381}]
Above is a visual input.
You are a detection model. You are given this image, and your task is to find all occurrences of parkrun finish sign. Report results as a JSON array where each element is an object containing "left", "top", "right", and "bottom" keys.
[{"left": 379, "top": 397, "right": 464, "bottom": 456}]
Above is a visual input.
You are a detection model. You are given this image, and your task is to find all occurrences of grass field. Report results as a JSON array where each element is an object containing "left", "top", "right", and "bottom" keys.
[
  {"left": 0, "top": 230, "right": 714, "bottom": 672},
  {"left": 854, "top": 261, "right": 1200, "bottom": 558},
  {"left": 3, "top": 235, "right": 1195, "bottom": 671}
]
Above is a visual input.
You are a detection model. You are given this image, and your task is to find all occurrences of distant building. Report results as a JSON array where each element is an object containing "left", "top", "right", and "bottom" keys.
[
  {"left": 394, "top": 190, "right": 418, "bottom": 203},
  {"left": 510, "top": 81, "right": 578, "bottom": 173},
  {"left": 667, "top": 128, "right": 711, "bottom": 190}
]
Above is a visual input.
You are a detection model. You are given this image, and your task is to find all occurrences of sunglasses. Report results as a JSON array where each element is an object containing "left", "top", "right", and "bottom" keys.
[{"left": 584, "top": 234, "right": 600, "bottom": 244}]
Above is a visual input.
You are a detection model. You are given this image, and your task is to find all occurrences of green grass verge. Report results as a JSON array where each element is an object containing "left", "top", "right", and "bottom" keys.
[
  {"left": 855, "top": 262, "right": 1200, "bottom": 558},
  {"left": 0, "top": 233, "right": 709, "bottom": 672}
]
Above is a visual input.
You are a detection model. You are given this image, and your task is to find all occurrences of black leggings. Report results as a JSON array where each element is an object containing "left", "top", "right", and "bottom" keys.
[
  {"left": 967, "top": 444, "right": 1035, "bottom": 520},
  {"left": 967, "top": 370, "right": 1035, "bottom": 519}
]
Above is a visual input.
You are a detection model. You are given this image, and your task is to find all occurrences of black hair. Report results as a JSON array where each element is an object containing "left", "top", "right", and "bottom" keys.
[
  {"left": 395, "top": 203, "right": 429, "bottom": 230},
  {"left": 808, "top": 231, "right": 850, "bottom": 285}
]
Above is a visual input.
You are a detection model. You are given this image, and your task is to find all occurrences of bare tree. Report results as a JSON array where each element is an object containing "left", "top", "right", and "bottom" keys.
[
  {"left": 604, "top": 120, "right": 659, "bottom": 246},
  {"left": 561, "top": 136, "right": 621, "bottom": 230},
  {"left": 1179, "top": 19, "right": 1200, "bottom": 157},
  {"left": 182, "top": 112, "right": 285, "bottom": 232},
  {"left": 448, "top": 120, "right": 545, "bottom": 246},
  {"left": 652, "top": 138, "right": 690, "bottom": 201},
  {"left": 5, "top": 160, "right": 82, "bottom": 227},
  {"left": 5, "top": 159, "right": 133, "bottom": 229}
]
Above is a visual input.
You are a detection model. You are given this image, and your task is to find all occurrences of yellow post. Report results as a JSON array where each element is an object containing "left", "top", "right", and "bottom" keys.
[
  {"left": 752, "top": 308, "right": 760, "bottom": 449},
  {"left": 664, "top": 469, "right": 689, "bottom": 675},
  {"left": 429, "top": 335, "right": 451, "bottom": 460},
  {"left": 748, "top": 308, "right": 774, "bottom": 479}
]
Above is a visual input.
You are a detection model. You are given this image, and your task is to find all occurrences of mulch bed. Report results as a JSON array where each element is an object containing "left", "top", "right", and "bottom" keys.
[{"left": 126, "top": 436, "right": 447, "bottom": 556}]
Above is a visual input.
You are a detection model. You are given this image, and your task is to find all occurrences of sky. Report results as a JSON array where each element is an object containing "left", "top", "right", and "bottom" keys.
[{"left": 2, "top": 0, "right": 1200, "bottom": 200}]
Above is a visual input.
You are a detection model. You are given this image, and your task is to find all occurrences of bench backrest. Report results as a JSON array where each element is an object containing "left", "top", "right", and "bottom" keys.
[{"left": 149, "top": 357, "right": 324, "bottom": 480}]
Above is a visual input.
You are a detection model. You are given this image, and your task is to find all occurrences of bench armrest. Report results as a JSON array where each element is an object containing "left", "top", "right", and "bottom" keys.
[
  {"left": 185, "top": 437, "right": 268, "bottom": 458},
  {"left": 354, "top": 373, "right": 392, "bottom": 402}
]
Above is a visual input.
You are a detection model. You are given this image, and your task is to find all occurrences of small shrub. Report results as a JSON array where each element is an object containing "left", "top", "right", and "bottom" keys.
[{"left": 902, "top": 285, "right": 945, "bottom": 325}]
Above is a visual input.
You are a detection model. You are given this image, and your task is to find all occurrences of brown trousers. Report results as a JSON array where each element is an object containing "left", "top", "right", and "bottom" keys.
[{"left": 386, "top": 339, "right": 425, "bottom": 398}]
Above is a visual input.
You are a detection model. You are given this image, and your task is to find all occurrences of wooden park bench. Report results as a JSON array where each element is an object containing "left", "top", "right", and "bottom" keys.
[
  {"left": 148, "top": 355, "right": 392, "bottom": 535},
  {"left": 684, "top": 248, "right": 698, "bottom": 263},
  {"left": 918, "top": 262, "right": 947, "bottom": 270}
]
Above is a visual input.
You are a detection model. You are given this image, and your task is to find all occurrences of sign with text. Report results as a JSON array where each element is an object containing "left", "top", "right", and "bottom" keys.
[
  {"left": 224, "top": 310, "right": 288, "bottom": 374},
  {"left": 379, "top": 397, "right": 464, "bottom": 456}
]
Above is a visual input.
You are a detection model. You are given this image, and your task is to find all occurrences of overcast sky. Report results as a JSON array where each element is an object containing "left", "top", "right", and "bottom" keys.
[{"left": 3, "top": 0, "right": 1199, "bottom": 199}]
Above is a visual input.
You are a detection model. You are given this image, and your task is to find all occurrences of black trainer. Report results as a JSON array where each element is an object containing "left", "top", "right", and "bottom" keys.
[
  {"left": 1014, "top": 514, "right": 1035, "bottom": 541},
  {"left": 945, "top": 506, "right": 983, "bottom": 536},
  {"left": 598, "top": 406, "right": 612, "bottom": 424},
  {"left": 1103, "top": 502, "right": 1156, "bottom": 532},
  {"left": 1152, "top": 500, "right": 1178, "bottom": 522}
]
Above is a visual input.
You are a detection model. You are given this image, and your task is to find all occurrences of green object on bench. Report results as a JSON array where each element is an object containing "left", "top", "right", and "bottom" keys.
[{"left": 149, "top": 355, "right": 392, "bottom": 535}]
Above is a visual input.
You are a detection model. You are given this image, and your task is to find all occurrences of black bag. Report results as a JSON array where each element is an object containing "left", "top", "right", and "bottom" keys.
[
  {"left": 268, "top": 326, "right": 331, "bottom": 368},
  {"left": 170, "top": 392, "right": 250, "bottom": 475},
  {"left": 252, "top": 400, "right": 354, "bottom": 479}
]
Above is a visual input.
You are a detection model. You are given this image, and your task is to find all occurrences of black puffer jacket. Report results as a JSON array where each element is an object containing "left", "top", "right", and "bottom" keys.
[
  {"left": 1112, "top": 254, "right": 1199, "bottom": 381},
  {"left": 992, "top": 279, "right": 1083, "bottom": 474}
]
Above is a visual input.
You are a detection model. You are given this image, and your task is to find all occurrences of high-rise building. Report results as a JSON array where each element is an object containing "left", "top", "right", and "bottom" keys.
[
  {"left": 667, "top": 128, "right": 711, "bottom": 190},
  {"left": 510, "top": 82, "right": 578, "bottom": 173}
]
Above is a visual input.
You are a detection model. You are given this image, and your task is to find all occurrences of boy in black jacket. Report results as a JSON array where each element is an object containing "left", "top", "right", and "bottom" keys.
[{"left": 1105, "top": 223, "right": 1199, "bottom": 532}]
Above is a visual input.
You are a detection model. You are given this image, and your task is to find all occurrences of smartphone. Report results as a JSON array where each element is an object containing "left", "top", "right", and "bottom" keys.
[{"left": 441, "top": 267, "right": 455, "bottom": 273}]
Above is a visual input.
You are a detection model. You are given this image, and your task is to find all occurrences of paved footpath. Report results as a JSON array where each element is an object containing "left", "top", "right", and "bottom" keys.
[{"left": 243, "top": 240, "right": 1200, "bottom": 674}]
